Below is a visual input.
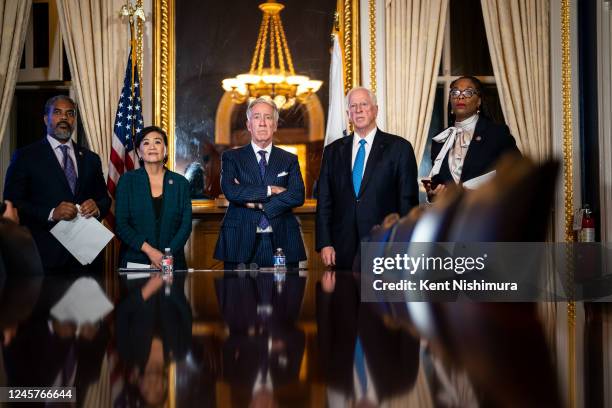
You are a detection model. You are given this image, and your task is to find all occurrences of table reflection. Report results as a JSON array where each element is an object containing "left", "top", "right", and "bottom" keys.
[
  {"left": 216, "top": 272, "right": 306, "bottom": 407},
  {"left": 0, "top": 268, "right": 566, "bottom": 407}
]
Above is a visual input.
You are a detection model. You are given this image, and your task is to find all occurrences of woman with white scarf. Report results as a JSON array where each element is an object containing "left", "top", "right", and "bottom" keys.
[{"left": 426, "top": 76, "right": 520, "bottom": 201}]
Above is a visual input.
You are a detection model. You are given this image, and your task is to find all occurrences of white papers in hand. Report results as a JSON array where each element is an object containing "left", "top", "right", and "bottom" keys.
[
  {"left": 50, "top": 213, "right": 114, "bottom": 265},
  {"left": 50, "top": 277, "right": 113, "bottom": 325},
  {"left": 462, "top": 170, "right": 496, "bottom": 190}
]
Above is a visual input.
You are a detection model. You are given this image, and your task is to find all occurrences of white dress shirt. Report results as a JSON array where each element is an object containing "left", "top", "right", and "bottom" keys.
[
  {"left": 251, "top": 141, "right": 273, "bottom": 164},
  {"left": 47, "top": 135, "right": 79, "bottom": 221},
  {"left": 448, "top": 114, "right": 478, "bottom": 184},
  {"left": 351, "top": 128, "right": 377, "bottom": 176},
  {"left": 251, "top": 141, "right": 272, "bottom": 196},
  {"left": 251, "top": 141, "right": 273, "bottom": 232},
  {"left": 47, "top": 135, "right": 78, "bottom": 176}
]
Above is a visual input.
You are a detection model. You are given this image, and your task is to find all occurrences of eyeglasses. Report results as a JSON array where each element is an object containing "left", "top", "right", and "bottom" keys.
[{"left": 449, "top": 88, "right": 479, "bottom": 99}]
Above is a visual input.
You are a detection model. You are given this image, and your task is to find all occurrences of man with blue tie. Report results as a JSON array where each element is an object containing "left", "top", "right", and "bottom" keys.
[
  {"left": 214, "top": 97, "right": 306, "bottom": 270},
  {"left": 316, "top": 87, "right": 419, "bottom": 269},
  {"left": 3, "top": 95, "right": 111, "bottom": 274}
]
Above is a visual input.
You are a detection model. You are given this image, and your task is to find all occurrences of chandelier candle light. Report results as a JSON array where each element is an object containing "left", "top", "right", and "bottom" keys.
[{"left": 221, "top": 0, "right": 323, "bottom": 110}]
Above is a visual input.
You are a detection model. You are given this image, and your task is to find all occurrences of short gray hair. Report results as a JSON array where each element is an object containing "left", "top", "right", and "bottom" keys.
[
  {"left": 246, "top": 97, "right": 279, "bottom": 124},
  {"left": 345, "top": 87, "right": 378, "bottom": 109},
  {"left": 44, "top": 95, "right": 76, "bottom": 116}
]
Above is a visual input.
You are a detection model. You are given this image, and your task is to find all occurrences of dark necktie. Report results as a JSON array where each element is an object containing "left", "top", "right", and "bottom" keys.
[
  {"left": 59, "top": 144, "right": 77, "bottom": 194},
  {"left": 258, "top": 150, "right": 270, "bottom": 229}
]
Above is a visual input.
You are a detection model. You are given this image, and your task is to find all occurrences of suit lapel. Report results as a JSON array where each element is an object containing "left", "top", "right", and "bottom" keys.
[
  {"left": 42, "top": 138, "right": 74, "bottom": 196},
  {"left": 73, "top": 142, "right": 84, "bottom": 196},
  {"left": 461, "top": 118, "right": 487, "bottom": 182},
  {"left": 340, "top": 136, "right": 354, "bottom": 197},
  {"left": 240, "top": 145, "right": 262, "bottom": 183},
  {"left": 358, "top": 130, "right": 385, "bottom": 197},
  {"left": 159, "top": 170, "right": 175, "bottom": 241},
  {"left": 264, "top": 146, "right": 283, "bottom": 186}
]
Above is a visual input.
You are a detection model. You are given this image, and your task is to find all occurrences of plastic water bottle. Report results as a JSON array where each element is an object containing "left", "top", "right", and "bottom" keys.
[
  {"left": 274, "top": 268, "right": 286, "bottom": 293},
  {"left": 161, "top": 248, "right": 174, "bottom": 275},
  {"left": 273, "top": 248, "right": 286, "bottom": 272},
  {"left": 162, "top": 248, "right": 173, "bottom": 296}
]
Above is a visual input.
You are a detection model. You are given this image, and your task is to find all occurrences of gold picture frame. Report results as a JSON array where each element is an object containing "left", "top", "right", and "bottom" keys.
[{"left": 153, "top": 0, "right": 360, "bottom": 175}]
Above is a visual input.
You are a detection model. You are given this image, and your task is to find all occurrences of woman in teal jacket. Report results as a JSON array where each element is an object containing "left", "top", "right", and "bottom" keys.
[{"left": 115, "top": 126, "right": 192, "bottom": 270}]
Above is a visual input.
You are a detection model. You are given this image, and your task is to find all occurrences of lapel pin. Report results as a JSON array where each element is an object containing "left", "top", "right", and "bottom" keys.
[
  {"left": 475, "top": 136, "right": 482, "bottom": 141},
  {"left": 168, "top": 179, "right": 174, "bottom": 185},
  {"left": 79, "top": 151, "right": 83, "bottom": 156}
]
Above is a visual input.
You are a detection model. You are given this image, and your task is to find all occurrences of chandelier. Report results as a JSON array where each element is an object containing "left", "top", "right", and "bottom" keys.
[{"left": 221, "top": 0, "right": 323, "bottom": 110}]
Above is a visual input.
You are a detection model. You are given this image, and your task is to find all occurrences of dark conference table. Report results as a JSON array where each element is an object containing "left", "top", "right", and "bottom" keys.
[{"left": 0, "top": 268, "right": 561, "bottom": 407}]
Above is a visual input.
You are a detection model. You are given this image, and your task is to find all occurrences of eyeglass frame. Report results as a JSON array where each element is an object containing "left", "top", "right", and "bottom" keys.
[{"left": 449, "top": 88, "right": 479, "bottom": 99}]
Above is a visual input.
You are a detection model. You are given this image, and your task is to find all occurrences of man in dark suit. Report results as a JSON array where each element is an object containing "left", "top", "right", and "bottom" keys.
[
  {"left": 214, "top": 97, "right": 306, "bottom": 270},
  {"left": 216, "top": 273, "right": 306, "bottom": 407},
  {"left": 317, "top": 271, "right": 420, "bottom": 404},
  {"left": 3, "top": 95, "right": 111, "bottom": 274},
  {"left": 316, "top": 87, "right": 419, "bottom": 269}
]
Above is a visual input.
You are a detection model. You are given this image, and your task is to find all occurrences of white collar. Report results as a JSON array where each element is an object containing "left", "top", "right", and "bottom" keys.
[
  {"left": 353, "top": 127, "right": 377, "bottom": 147},
  {"left": 251, "top": 141, "right": 272, "bottom": 158},
  {"left": 454, "top": 114, "right": 479, "bottom": 132},
  {"left": 47, "top": 135, "right": 73, "bottom": 151}
]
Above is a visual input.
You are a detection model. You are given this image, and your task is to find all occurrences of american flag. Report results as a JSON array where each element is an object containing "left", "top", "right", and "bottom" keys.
[{"left": 107, "top": 49, "right": 143, "bottom": 226}]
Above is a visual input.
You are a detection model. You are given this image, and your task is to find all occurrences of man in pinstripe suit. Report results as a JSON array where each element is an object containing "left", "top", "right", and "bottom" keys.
[{"left": 214, "top": 98, "right": 306, "bottom": 270}]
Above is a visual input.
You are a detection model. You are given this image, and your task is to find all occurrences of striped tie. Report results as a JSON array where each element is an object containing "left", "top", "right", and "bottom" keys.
[
  {"left": 59, "top": 144, "right": 77, "bottom": 194},
  {"left": 258, "top": 150, "right": 270, "bottom": 229}
]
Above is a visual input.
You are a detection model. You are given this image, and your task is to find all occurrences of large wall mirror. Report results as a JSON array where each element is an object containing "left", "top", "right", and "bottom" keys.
[{"left": 153, "top": 0, "right": 360, "bottom": 203}]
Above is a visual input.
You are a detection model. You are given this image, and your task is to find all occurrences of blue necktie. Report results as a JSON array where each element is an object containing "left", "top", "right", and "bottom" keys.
[
  {"left": 354, "top": 336, "right": 368, "bottom": 394},
  {"left": 258, "top": 150, "right": 270, "bottom": 229},
  {"left": 352, "top": 139, "right": 366, "bottom": 195},
  {"left": 59, "top": 144, "right": 77, "bottom": 194}
]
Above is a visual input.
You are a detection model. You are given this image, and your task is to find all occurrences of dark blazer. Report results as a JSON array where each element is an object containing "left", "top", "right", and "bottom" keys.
[
  {"left": 217, "top": 274, "right": 306, "bottom": 403},
  {"left": 316, "top": 129, "right": 419, "bottom": 269},
  {"left": 431, "top": 116, "right": 520, "bottom": 186},
  {"left": 116, "top": 279, "right": 192, "bottom": 371},
  {"left": 214, "top": 145, "right": 306, "bottom": 264},
  {"left": 316, "top": 273, "right": 420, "bottom": 400},
  {"left": 115, "top": 168, "right": 192, "bottom": 270},
  {"left": 215, "top": 274, "right": 306, "bottom": 333},
  {"left": 3, "top": 138, "right": 111, "bottom": 269}
]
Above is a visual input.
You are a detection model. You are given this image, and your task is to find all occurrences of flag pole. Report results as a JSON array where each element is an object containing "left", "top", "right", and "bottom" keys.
[
  {"left": 129, "top": 13, "right": 138, "bottom": 153},
  {"left": 119, "top": 1, "right": 145, "bottom": 161}
]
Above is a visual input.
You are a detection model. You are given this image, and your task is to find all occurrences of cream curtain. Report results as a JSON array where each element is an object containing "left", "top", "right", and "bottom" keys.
[
  {"left": 480, "top": 0, "right": 556, "bottom": 384},
  {"left": 385, "top": 0, "right": 448, "bottom": 165},
  {"left": 480, "top": 0, "right": 550, "bottom": 161},
  {"left": 0, "top": 0, "right": 31, "bottom": 146},
  {"left": 56, "top": 0, "right": 129, "bottom": 174}
]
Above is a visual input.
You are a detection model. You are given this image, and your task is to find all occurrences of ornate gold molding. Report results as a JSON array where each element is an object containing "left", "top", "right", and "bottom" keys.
[
  {"left": 136, "top": 0, "right": 144, "bottom": 82},
  {"left": 154, "top": 0, "right": 357, "bottom": 169},
  {"left": 368, "top": 0, "right": 376, "bottom": 93},
  {"left": 338, "top": 0, "right": 360, "bottom": 92},
  {"left": 561, "top": 1, "right": 574, "bottom": 244},
  {"left": 153, "top": 0, "right": 175, "bottom": 169},
  {"left": 560, "top": 0, "right": 575, "bottom": 406}
]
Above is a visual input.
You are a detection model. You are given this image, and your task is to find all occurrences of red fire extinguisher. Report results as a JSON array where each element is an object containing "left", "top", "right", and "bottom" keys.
[{"left": 580, "top": 204, "right": 595, "bottom": 242}]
